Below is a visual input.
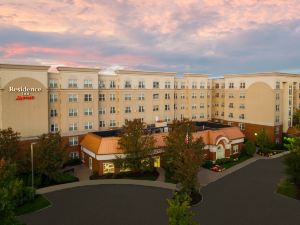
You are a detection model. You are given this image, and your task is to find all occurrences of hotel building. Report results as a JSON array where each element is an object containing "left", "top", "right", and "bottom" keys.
[{"left": 0, "top": 63, "right": 299, "bottom": 163}]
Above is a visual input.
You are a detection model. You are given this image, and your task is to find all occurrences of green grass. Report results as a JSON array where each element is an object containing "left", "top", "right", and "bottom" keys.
[
  {"left": 164, "top": 169, "right": 177, "bottom": 184},
  {"left": 277, "top": 178, "right": 298, "bottom": 200},
  {"left": 15, "top": 195, "right": 51, "bottom": 216},
  {"left": 222, "top": 155, "right": 252, "bottom": 169}
]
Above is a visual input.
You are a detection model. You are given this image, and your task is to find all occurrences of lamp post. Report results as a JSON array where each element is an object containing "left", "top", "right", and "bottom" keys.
[{"left": 31, "top": 142, "right": 37, "bottom": 190}]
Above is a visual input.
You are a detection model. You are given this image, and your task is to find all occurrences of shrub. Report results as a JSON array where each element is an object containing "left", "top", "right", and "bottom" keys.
[
  {"left": 53, "top": 173, "right": 79, "bottom": 184},
  {"left": 244, "top": 140, "right": 256, "bottom": 156},
  {"left": 215, "top": 158, "right": 233, "bottom": 165},
  {"left": 202, "top": 160, "right": 213, "bottom": 169},
  {"left": 63, "top": 158, "right": 82, "bottom": 168}
]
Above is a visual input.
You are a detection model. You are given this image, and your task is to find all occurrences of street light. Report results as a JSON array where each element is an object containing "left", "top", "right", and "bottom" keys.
[{"left": 31, "top": 142, "right": 37, "bottom": 190}]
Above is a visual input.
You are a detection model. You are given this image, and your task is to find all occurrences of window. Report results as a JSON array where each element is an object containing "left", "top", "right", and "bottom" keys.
[
  {"left": 276, "top": 93, "right": 280, "bottom": 100},
  {"left": 50, "top": 109, "right": 57, "bottom": 117},
  {"left": 221, "top": 83, "right": 225, "bottom": 88},
  {"left": 200, "top": 103, "right": 205, "bottom": 109},
  {"left": 165, "top": 81, "right": 171, "bottom": 89},
  {"left": 103, "top": 162, "right": 114, "bottom": 174},
  {"left": 49, "top": 79, "right": 58, "bottom": 88},
  {"left": 221, "top": 112, "right": 224, "bottom": 116},
  {"left": 138, "top": 93, "right": 145, "bottom": 100},
  {"left": 199, "top": 93, "right": 205, "bottom": 99},
  {"left": 228, "top": 93, "right": 234, "bottom": 98},
  {"left": 200, "top": 82, "right": 205, "bottom": 89},
  {"left": 239, "top": 104, "right": 245, "bottom": 109},
  {"left": 124, "top": 94, "right": 132, "bottom": 101},
  {"left": 84, "top": 94, "right": 92, "bottom": 102},
  {"left": 110, "top": 94, "right": 116, "bottom": 101},
  {"left": 215, "top": 83, "right": 219, "bottom": 89},
  {"left": 50, "top": 123, "right": 58, "bottom": 133},
  {"left": 229, "top": 82, "right": 234, "bottom": 88},
  {"left": 180, "top": 93, "right": 185, "bottom": 99},
  {"left": 275, "top": 115, "right": 280, "bottom": 123},
  {"left": 229, "top": 103, "right": 234, "bottom": 108},
  {"left": 110, "top": 80, "right": 116, "bottom": 88},
  {"left": 153, "top": 81, "right": 159, "bottom": 88},
  {"left": 239, "top": 123, "right": 245, "bottom": 131},
  {"left": 181, "top": 82, "right": 185, "bottom": 89},
  {"left": 69, "top": 123, "right": 78, "bottom": 131},
  {"left": 99, "top": 94, "right": 105, "bottom": 101},
  {"left": 215, "top": 93, "right": 219, "bottom": 98},
  {"left": 181, "top": 104, "right": 185, "bottom": 110},
  {"left": 69, "top": 108, "right": 78, "bottom": 117},
  {"left": 276, "top": 81, "right": 280, "bottom": 89},
  {"left": 192, "top": 93, "right": 196, "bottom": 99},
  {"left": 240, "top": 93, "right": 246, "bottom": 99},
  {"left": 165, "top": 105, "right": 170, "bottom": 111},
  {"left": 215, "top": 111, "right": 219, "bottom": 116},
  {"left": 69, "top": 151, "right": 79, "bottom": 159},
  {"left": 99, "top": 120, "right": 105, "bottom": 128},
  {"left": 192, "top": 114, "right": 197, "bottom": 119},
  {"left": 192, "top": 82, "right": 197, "bottom": 89},
  {"left": 153, "top": 105, "right": 159, "bottom": 112},
  {"left": 110, "top": 107, "right": 116, "bottom": 114},
  {"left": 84, "top": 122, "right": 93, "bottom": 130},
  {"left": 84, "top": 108, "right": 93, "bottom": 116},
  {"left": 125, "top": 106, "right": 132, "bottom": 113},
  {"left": 138, "top": 81, "right": 145, "bottom": 89},
  {"left": 69, "top": 136, "right": 78, "bottom": 146},
  {"left": 99, "top": 107, "right": 105, "bottom": 115},
  {"left": 124, "top": 80, "right": 131, "bottom": 88},
  {"left": 174, "top": 82, "right": 178, "bottom": 89},
  {"left": 98, "top": 80, "right": 105, "bottom": 88},
  {"left": 165, "top": 116, "right": 171, "bottom": 122},
  {"left": 153, "top": 93, "right": 159, "bottom": 99},
  {"left": 289, "top": 85, "right": 292, "bottom": 95},
  {"left": 174, "top": 104, "right": 177, "bottom": 110},
  {"left": 192, "top": 104, "right": 196, "bottom": 110},
  {"left": 84, "top": 79, "right": 93, "bottom": 88},
  {"left": 232, "top": 145, "right": 239, "bottom": 154},
  {"left": 49, "top": 93, "right": 58, "bottom": 103},
  {"left": 109, "top": 120, "right": 116, "bottom": 127},
  {"left": 239, "top": 114, "right": 245, "bottom": 119},
  {"left": 275, "top": 126, "right": 280, "bottom": 135},
  {"left": 228, "top": 113, "right": 233, "bottom": 118},
  {"left": 165, "top": 93, "right": 170, "bottom": 100},
  {"left": 174, "top": 93, "right": 177, "bottom": 99},
  {"left": 68, "top": 79, "right": 77, "bottom": 88},
  {"left": 240, "top": 82, "right": 245, "bottom": 89},
  {"left": 199, "top": 113, "right": 205, "bottom": 118},
  {"left": 68, "top": 94, "right": 78, "bottom": 102},
  {"left": 138, "top": 106, "right": 145, "bottom": 113},
  {"left": 275, "top": 105, "right": 280, "bottom": 112}
]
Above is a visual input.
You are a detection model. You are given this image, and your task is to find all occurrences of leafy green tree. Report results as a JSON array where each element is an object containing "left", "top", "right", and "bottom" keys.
[
  {"left": 164, "top": 119, "right": 204, "bottom": 194},
  {"left": 116, "top": 119, "right": 155, "bottom": 173},
  {"left": 244, "top": 140, "right": 256, "bottom": 156},
  {"left": 255, "top": 129, "right": 272, "bottom": 152},
  {"left": 292, "top": 109, "right": 300, "bottom": 129},
  {"left": 0, "top": 160, "right": 23, "bottom": 225},
  {"left": 0, "top": 128, "right": 20, "bottom": 161},
  {"left": 167, "top": 192, "right": 199, "bottom": 225}
]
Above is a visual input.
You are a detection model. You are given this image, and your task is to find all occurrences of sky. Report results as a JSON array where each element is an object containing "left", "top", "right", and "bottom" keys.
[{"left": 0, "top": 0, "right": 300, "bottom": 76}]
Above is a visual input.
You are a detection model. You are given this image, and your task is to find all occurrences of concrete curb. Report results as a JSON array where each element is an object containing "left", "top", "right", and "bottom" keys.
[
  {"left": 37, "top": 179, "right": 177, "bottom": 194},
  {"left": 269, "top": 150, "right": 290, "bottom": 159}
]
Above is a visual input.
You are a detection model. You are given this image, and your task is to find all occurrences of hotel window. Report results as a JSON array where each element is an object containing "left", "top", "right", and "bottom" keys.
[
  {"left": 180, "top": 93, "right": 185, "bottom": 99},
  {"left": 69, "top": 108, "right": 78, "bottom": 117},
  {"left": 49, "top": 79, "right": 58, "bottom": 88},
  {"left": 221, "top": 103, "right": 224, "bottom": 107},
  {"left": 288, "top": 118, "right": 292, "bottom": 127},
  {"left": 110, "top": 107, "right": 116, "bottom": 114},
  {"left": 207, "top": 93, "right": 210, "bottom": 98},
  {"left": 174, "top": 104, "right": 177, "bottom": 110},
  {"left": 215, "top": 93, "right": 219, "bottom": 98},
  {"left": 153, "top": 81, "right": 159, "bottom": 88},
  {"left": 181, "top": 104, "right": 185, "bottom": 110},
  {"left": 174, "top": 82, "right": 178, "bottom": 89},
  {"left": 191, "top": 114, "right": 197, "bottom": 120},
  {"left": 68, "top": 79, "right": 77, "bottom": 88},
  {"left": 228, "top": 113, "right": 233, "bottom": 118},
  {"left": 221, "top": 112, "right": 224, "bottom": 116},
  {"left": 192, "top": 93, "right": 197, "bottom": 99},
  {"left": 69, "top": 136, "right": 78, "bottom": 146},
  {"left": 221, "top": 83, "right": 225, "bottom": 88},
  {"left": 50, "top": 123, "right": 58, "bottom": 133},
  {"left": 174, "top": 93, "right": 177, "bottom": 99},
  {"left": 229, "top": 103, "right": 234, "bottom": 108},
  {"left": 200, "top": 82, "right": 205, "bottom": 89},
  {"left": 165, "top": 93, "right": 170, "bottom": 100},
  {"left": 109, "top": 120, "right": 116, "bottom": 127},
  {"left": 289, "top": 85, "right": 292, "bottom": 95},
  {"left": 228, "top": 122, "right": 233, "bottom": 126},
  {"left": 124, "top": 94, "right": 132, "bottom": 101},
  {"left": 276, "top": 81, "right": 280, "bottom": 89},
  {"left": 84, "top": 79, "right": 93, "bottom": 88},
  {"left": 103, "top": 162, "right": 115, "bottom": 174},
  {"left": 232, "top": 145, "right": 239, "bottom": 154},
  {"left": 239, "top": 123, "right": 245, "bottom": 131},
  {"left": 138, "top": 93, "right": 145, "bottom": 100},
  {"left": 84, "top": 122, "right": 93, "bottom": 130},
  {"left": 229, "top": 82, "right": 234, "bottom": 88},
  {"left": 69, "top": 123, "right": 78, "bottom": 131},
  {"left": 138, "top": 106, "right": 145, "bottom": 113},
  {"left": 68, "top": 94, "right": 78, "bottom": 102},
  {"left": 239, "top": 114, "right": 245, "bottom": 119},
  {"left": 275, "top": 115, "right": 280, "bottom": 123},
  {"left": 215, "top": 111, "right": 219, "bottom": 116},
  {"left": 165, "top": 81, "right": 171, "bottom": 89},
  {"left": 49, "top": 93, "right": 58, "bottom": 103},
  {"left": 124, "top": 80, "right": 132, "bottom": 88},
  {"left": 125, "top": 106, "right": 132, "bottom": 113},
  {"left": 199, "top": 113, "right": 205, "bottom": 118},
  {"left": 181, "top": 82, "right": 185, "bottom": 89},
  {"left": 84, "top": 108, "right": 93, "bottom": 116},
  {"left": 99, "top": 107, "right": 105, "bottom": 115},
  {"left": 275, "top": 126, "right": 280, "bottom": 135},
  {"left": 215, "top": 83, "right": 219, "bottom": 89},
  {"left": 229, "top": 93, "right": 234, "bottom": 98},
  {"left": 138, "top": 81, "right": 145, "bottom": 89},
  {"left": 50, "top": 109, "right": 57, "bottom": 117},
  {"left": 153, "top": 105, "right": 159, "bottom": 112},
  {"left": 110, "top": 94, "right": 116, "bottom": 101},
  {"left": 192, "top": 104, "right": 196, "bottom": 110},
  {"left": 239, "top": 104, "right": 245, "bottom": 109},
  {"left": 99, "top": 120, "right": 105, "bottom": 128},
  {"left": 240, "top": 82, "right": 245, "bottom": 89},
  {"left": 99, "top": 94, "right": 105, "bottom": 101},
  {"left": 275, "top": 105, "right": 280, "bottom": 112},
  {"left": 84, "top": 94, "right": 92, "bottom": 102},
  {"left": 69, "top": 152, "right": 79, "bottom": 159},
  {"left": 207, "top": 83, "right": 211, "bottom": 89},
  {"left": 276, "top": 93, "right": 280, "bottom": 100},
  {"left": 165, "top": 105, "right": 170, "bottom": 111},
  {"left": 200, "top": 103, "right": 205, "bottom": 109},
  {"left": 98, "top": 80, "right": 105, "bottom": 88},
  {"left": 165, "top": 116, "right": 171, "bottom": 122},
  {"left": 153, "top": 93, "right": 159, "bottom": 100},
  {"left": 192, "top": 82, "right": 197, "bottom": 89},
  {"left": 200, "top": 92, "right": 205, "bottom": 98},
  {"left": 221, "top": 93, "right": 225, "bottom": 98},
  {"left": 110, "top": 80, "right": 116, "bottom": 88},
  {"left": 240, "top": 93, "right": 245, "bottom": 99}
]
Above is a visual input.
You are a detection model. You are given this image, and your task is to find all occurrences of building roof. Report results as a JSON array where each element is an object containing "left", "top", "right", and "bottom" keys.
[
  {"left": 80, "top": 127, "right": 244, "bottom": 156},
  {"left": 115, "top": 69, "right": 176, "bottom": 76},
  {"left": 56, "top": 66, "right": 100, "bottom": 72},
  {"left": 0, "top": 63, "right": 49, "bottom": 71}
]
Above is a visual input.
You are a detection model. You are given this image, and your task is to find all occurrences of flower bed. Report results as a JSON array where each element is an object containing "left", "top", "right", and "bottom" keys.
[{"left": 257, "top": 150, "right": 284, "bottom": 157}]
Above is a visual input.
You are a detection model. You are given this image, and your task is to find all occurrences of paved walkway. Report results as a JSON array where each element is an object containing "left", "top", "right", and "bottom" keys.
[{"left": 156, "top": 167, "right": 166, "bottom": 182}]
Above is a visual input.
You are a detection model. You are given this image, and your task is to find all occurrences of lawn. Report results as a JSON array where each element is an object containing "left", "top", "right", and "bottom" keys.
[
  {"left": 277, "top": 178, "right": 298, "bottom": 200},
  {"left": 15, "top": 195, "right": 51, "bottom": 216},
  {"left": 222, "top": 155, "right": 252, "bottom": 169}
]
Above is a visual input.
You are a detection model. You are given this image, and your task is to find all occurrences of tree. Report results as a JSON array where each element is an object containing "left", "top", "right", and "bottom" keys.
[
  {"left": 255, "top": 129, "right": 271, "bottom": 152},
  {"left": 116, "top": 119, "right": 155, "bottom": 173},
  {"left": 0, "top": 160, "right": 23, "bottom": 225},
  {"left": 0, "top": 128, "right": 20, "bottom": 161},
  {"left": 244, "top": 140, "right": 256, "bottom": 156},
  {"left": 167, "top": 192, "right": 199, "bottom": 225},
  {"left": 32, "top": 132, "right": 66, "bottom": 182},
  {"left": 164, "top": 119, "right": 204, "bottom": 194},
  {"left": 292, "top": 109, "right": 300, "bottom": 129}
]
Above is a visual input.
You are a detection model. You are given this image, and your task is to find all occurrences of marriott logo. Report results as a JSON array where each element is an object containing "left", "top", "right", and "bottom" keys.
[{"left": 9, "top": 86, "right": 42, "bottom": 93}]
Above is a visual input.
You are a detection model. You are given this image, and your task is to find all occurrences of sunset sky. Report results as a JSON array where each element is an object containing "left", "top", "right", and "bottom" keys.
[{"left": 0, "top": 0, "right": 300, "bottom": 75}]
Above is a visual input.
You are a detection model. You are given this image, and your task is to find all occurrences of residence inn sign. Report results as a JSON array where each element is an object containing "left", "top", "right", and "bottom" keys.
[{"left": 8, "top": 86, "right": 43, "bottom": 100}]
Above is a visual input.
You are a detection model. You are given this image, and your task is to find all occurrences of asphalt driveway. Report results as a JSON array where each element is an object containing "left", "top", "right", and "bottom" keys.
[{"left": 20, "top": 157, "right": 300, "bottom": 225}]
